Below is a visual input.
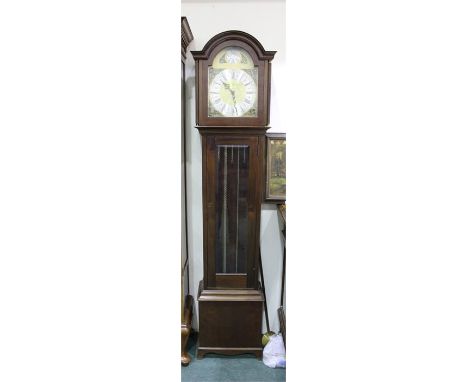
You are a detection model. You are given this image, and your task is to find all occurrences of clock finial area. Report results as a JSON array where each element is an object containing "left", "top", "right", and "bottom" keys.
[{"left": 191, "top": 30, "right": 276, "bottom": 62}]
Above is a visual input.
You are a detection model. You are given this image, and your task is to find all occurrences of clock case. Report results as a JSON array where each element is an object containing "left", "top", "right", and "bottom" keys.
[
  {"left": 192, "top": 31, "right": 276, "bottom": 359},
  {"left": 192, "top": 30, "right": 276, "bottom": 127},
  {"left": 181, "top": 16, "right": 194, "bottom": 367}
]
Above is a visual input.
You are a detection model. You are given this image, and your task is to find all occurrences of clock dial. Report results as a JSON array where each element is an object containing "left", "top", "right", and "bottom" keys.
[
  {"left": 209, "top": 69, "right": 257, "bottom": 117},
  {"left": 208, "top": 46, "right": 258, "bottom": 118}
]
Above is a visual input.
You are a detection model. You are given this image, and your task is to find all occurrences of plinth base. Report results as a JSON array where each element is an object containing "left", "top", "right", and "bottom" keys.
[{"left": 197, "top": 280, "right": 263, "bottom": 359}]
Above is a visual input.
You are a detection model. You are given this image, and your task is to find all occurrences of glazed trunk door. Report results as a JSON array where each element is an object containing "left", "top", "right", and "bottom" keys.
[{"left": 206, "top": 136, "right": 259, "bottom": 289}]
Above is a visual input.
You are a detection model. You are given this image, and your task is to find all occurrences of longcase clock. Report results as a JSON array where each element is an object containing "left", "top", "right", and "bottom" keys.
[{"left": 192, "top": 31, "right": 275, "bottom": 359}]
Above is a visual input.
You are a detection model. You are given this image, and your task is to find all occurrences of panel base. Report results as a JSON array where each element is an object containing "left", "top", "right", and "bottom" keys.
[{"left": 197, "top": 280, "right": 263, "bottom": 360}]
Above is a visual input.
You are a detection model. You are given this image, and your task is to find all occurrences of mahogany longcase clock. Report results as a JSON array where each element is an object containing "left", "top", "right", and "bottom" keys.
[{"left": 192, "top": 31, "right": 275, "bottom": 359}]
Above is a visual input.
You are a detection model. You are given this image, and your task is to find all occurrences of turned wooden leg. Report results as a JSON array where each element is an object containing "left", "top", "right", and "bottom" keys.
[
  {"left": 181, "top": 295, "right": 194, "bottom": 366},
  {"left": 181, "top": 325, "right": 191, "bottom": 366}
]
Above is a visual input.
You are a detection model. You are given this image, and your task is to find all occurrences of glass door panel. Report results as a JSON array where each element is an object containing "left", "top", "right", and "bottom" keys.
[{"left": 215, "top": 145, "right": 250, "bottom": 274}]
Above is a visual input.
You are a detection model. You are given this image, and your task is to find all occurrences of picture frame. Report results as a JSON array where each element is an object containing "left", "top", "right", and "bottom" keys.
[{"left": 265, "top": 133, "right": 286, "bottom": 203}]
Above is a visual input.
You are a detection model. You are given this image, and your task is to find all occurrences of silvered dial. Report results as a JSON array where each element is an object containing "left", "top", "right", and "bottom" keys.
[{"left": 208, "top": 69, "right": 257, "bottom": 117}]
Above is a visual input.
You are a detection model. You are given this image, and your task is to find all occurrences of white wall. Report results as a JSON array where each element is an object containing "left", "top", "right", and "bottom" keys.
[{"left": 182, "top": 0, "right": 286, "bottom": 332}]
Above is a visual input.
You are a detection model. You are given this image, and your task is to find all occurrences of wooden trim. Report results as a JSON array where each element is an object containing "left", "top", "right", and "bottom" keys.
[
  {"left": 267, "top": 62, "right": 271, "bottom": 126},
  {"left": 252, "top": 136, "right": 264, "bottom": 281},
  {"left": 198, "top": 281, "right": 263, "bottom": 302},
  {"left": 202, "top": 135, "right": 209, "bottom": 290},
  {"left": 205, "top": 136, "right": 216, "bottom": 288},
  {"left": 191, "top": 30, "right": 275, "bottom": 61},
  {"left": 181, "top": 17, "right": 193, "bottom": 60},
  {"left": 197, "top": 347, "right": 262, "bottom": 359},
  {"left": 196, "top": 126, "right": 269, "bottom": 135},
  {"left": 265, "top": 132, "right": 286, "bottom": 139},
  {"left": 195, "top": 60, "right": 200, "bottom": 124},
  {"left": 215, "top": 274, "right": 247, "bottom": 289},
  {"left": 198, "top": 280, "right": 263, "bottom": 301}
]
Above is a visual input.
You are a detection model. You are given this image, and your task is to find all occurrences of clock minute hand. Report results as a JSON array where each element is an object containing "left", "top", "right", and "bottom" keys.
[{"left": 223, "top": 82, "right": 236, "bottom": 105}]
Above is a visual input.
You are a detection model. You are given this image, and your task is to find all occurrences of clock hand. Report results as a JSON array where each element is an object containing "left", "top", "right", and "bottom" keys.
[
  {"left": 222, "top": 82, "right": 236, "bottom": 105},
  {"left": 228, "top": 87, "right": 236, "bottom": 105}
]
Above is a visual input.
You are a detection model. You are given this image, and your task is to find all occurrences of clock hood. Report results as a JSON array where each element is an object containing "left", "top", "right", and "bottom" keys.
[{"left": 191, "top": 30, "right": 276, "bottom": 62}]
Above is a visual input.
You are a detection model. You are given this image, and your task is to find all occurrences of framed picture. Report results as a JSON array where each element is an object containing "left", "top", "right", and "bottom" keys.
[{"left": 265, "top": 133, "right": 286, "bottom": 202}]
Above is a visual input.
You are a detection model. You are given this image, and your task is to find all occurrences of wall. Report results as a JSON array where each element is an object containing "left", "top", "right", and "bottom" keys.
[{"left": 182, "top": 0, "right": 286, "bottom": 332}]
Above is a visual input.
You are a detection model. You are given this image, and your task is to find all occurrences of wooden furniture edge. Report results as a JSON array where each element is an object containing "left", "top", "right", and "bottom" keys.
[
  {"left": 198, "top": 280, "right": 264, "bottom": 302},
  {"left": 197, "top": 347, "right": 262, "bottom": 360},
  {"left": 181, "top": 17, "right": 194, "bottom": 59},
  {"left": 181, "top": 294, "right": 194, "bottom": 366}
]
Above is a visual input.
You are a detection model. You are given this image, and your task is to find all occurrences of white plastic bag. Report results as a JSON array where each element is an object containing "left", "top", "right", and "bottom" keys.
[{"left": 262, "top": 334, "right": 286, "bottom": 368}]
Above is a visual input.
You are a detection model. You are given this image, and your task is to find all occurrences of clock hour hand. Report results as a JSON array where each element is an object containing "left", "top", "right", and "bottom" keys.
[{"left": 223, "top": 82, "right": 236, "bottom": 105}]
